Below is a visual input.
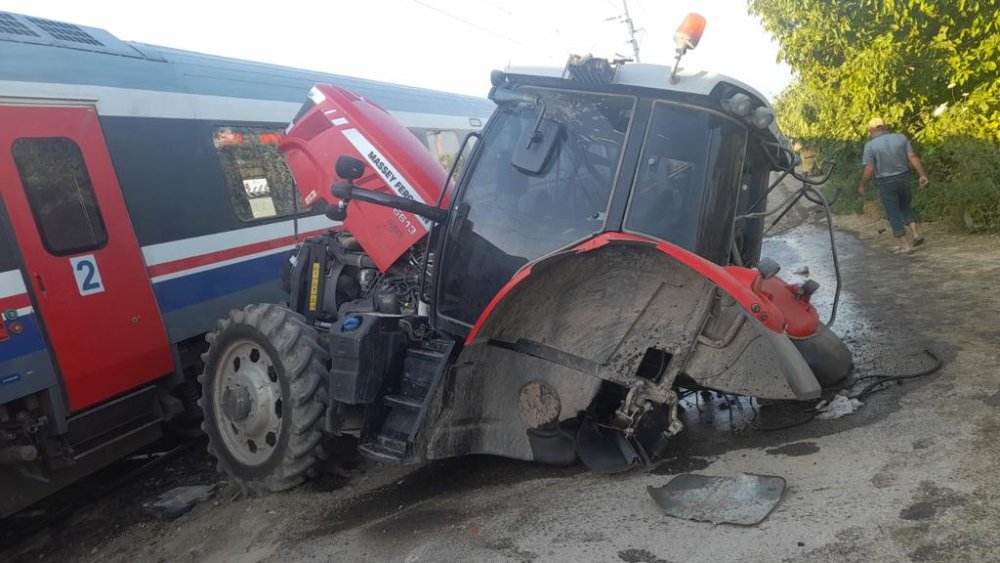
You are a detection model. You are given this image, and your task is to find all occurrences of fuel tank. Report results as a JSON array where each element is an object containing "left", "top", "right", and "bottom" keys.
[{"left": 279, "top": 84, "right": 448, "bottom": 271}]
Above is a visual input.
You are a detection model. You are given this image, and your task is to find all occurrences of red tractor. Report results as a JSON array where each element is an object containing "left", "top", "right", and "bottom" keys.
[{"left": 199, "top": 54, "right": 851, "bottom": 491}]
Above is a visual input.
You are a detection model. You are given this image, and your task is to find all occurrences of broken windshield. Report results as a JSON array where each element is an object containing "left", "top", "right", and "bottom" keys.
[{"left": 437, "top": 88, "right": 635, "bottom": 325}]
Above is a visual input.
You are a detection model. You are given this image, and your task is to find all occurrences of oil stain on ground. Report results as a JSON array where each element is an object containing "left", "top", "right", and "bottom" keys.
[
  {"left": 982, "top": 390, "right": 1000, "bottom": 407},
  {"left": 898, "top": 481, "right": 967, "bottom": 521},
  {"left": 618, "top": 548, "right": 673, "bottom": 563},
  {"left": 298, "top": 455, "right": 585, "bottom": 540},
  {"left": 650, "top": 456, "right": 712, "bottom": 475},
  {"left": 766, "top": 442, "right": 820, "bottom": 456}
]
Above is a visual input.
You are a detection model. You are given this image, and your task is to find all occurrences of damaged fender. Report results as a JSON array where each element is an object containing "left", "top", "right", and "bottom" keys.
[{"left": 421, "top": 238, "right": 821, "bottom": 463}]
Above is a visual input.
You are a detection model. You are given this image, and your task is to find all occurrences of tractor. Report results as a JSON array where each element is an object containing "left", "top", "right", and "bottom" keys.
[{"left": 199, "top": 25, "right": 851, "bottom": 491}]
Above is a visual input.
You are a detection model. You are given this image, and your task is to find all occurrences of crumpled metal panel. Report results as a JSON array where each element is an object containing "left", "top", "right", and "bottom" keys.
[
  {"left": 421, "top": 243, "right": 819, "bottom": 462},
  {"left": 647, "top": 473, "right": 786, "bottom": 526}
]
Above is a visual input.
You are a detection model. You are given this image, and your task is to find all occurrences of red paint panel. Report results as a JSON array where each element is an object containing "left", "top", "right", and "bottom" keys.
[
  {"left": 0, "top": 105, "right": 174, "bottom": 411},
  {"left": 760, "top": 276, "right": 820, "bottom": 338}
]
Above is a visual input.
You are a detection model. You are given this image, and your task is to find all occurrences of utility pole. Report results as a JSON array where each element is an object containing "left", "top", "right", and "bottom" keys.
[{"left": 622, "top": 0, "right": 641, "bottom": 63}]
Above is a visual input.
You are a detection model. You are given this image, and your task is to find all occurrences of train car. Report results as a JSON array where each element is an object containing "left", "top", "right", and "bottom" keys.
[{"left": 0, "top": 11, "right": 494, "bottom": 517}]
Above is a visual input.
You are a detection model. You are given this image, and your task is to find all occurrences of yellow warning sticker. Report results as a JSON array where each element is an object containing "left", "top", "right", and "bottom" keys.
[{"left": 308, "top": 262, "right": 320, "bottom": 311}]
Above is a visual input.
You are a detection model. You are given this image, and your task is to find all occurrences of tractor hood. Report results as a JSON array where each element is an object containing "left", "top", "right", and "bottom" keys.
[{"left": 279, "top": 84, "right": 448, "bottom": 271}]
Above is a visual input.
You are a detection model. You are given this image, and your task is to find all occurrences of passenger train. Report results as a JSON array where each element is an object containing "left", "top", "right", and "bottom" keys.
[{"left": 0, "top": 11, "right": 493, "bottom": 516}]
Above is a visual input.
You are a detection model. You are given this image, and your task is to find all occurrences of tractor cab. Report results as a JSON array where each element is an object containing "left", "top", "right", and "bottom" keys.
[
  {"left": 433, "top": 57, "right": 789, "bottom": 336},
  {"left": 199, "top": 17, "right": 852, "bottom": 491}
]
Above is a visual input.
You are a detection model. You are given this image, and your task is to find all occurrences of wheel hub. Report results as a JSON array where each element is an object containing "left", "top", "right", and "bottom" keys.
[
  {"left": 212, "top": 340, "right": 283, "bottom": 466},
  {"left": 221, "top": 385, "right": 252, "bottom": 422}
]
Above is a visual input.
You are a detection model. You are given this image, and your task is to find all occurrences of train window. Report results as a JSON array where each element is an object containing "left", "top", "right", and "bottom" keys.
[
  {"left": 425, "top": 130, "right": 461, "bottom": 169},
  {"left": 11, "top": 137, "right": 108, "bottom": 256},
  {"left": 213, "top": 126, "right": 303, "bottom": 222}
]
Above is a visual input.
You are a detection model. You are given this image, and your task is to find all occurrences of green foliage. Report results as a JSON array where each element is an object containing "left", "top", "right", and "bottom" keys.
[
  {"left": 750, "top": 0, "right": 1000, "bottom": 231},
  {"left": 917, "top": 138, "right": 1000, "bottom": 231}
]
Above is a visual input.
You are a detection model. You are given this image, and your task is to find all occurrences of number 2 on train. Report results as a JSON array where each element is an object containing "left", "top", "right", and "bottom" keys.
[{"left": 70, "top": 254, "right": 105, "bottom": 295}]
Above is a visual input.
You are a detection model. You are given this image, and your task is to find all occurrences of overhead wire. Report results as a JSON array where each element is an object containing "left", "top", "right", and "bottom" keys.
[
  {"left": 412, "top": 0, "right": 575, "bottom": 56},
  {"left": 410, "top": 0, "right": 529, "bottom": 48}
]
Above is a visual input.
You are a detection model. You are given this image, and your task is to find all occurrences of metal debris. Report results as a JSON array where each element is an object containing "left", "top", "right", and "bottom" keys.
[
  {"left": 145, "top": 484, "right": 218, "bottom": 520},
  {"left": 647, "top": 473, "right": 785, "bottom": 525}
]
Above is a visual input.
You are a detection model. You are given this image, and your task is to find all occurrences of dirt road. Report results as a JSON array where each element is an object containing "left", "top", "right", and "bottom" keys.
[{"left": 3, "top": 217, "right": 1000, "bottom": 563}]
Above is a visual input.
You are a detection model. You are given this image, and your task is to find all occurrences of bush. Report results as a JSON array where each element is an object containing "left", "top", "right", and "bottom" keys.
[
  {"left": 918, "top": 138, "right": 1000, "bottom": 232},
  {"left": 808, "top": 137, "right": 1000, "bottom": 233}
]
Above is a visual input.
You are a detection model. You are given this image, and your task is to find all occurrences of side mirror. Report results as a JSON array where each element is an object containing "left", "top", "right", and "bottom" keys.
[
  {"left": 336, "top": 155, "right": 365, "bottom": 181},
  {"left": 511, "top": 118, "right": 563, "bottom": 175}
]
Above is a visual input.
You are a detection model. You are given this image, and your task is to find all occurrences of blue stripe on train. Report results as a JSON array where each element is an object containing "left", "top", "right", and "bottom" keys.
[
  {"left": 152, "top": 250, "right": 289, "bottom": 314},
  {"left": 0, "top": 314, "right": 48, "bottom": 362}
]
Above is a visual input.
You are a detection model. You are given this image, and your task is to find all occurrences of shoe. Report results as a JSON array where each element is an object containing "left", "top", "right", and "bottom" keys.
[{"left": 913, "top": 236, "right": 925, "bottom": 246}]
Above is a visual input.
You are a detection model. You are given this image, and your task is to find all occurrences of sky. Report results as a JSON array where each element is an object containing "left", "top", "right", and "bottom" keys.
[{"left": 3, "top": 0, "right": 793, "bottom": 99}]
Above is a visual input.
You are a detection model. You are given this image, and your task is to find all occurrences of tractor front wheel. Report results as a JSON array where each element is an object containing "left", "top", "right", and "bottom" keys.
[{"left": 199, "top": 304, "right": 327, "bottom": 493}]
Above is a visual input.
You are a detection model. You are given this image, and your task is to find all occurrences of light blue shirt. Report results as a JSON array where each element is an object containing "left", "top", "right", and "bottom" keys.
[{"left": 862, "top": 132, "right": 913, "bottom": 178}]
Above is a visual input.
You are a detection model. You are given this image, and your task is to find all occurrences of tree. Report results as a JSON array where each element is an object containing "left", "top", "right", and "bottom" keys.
[{"left": 748, "top": 0, "right": 1000, "bottom": 143}]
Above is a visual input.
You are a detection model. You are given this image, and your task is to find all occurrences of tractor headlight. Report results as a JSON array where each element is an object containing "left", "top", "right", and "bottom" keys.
[
  {"left": 723, "top": 93, "right": 753, "bottom": 117},
  {"left": 750, "top": 106, "right": 775, "bottom": 129}
]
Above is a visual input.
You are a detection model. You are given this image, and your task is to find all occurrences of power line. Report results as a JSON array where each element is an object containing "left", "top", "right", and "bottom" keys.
[
  {"left": 480, "top": 0, "right": 514, "bottom": 17},
  {"left": 410, "top": 0, "right": 528, "bottom": 48}
]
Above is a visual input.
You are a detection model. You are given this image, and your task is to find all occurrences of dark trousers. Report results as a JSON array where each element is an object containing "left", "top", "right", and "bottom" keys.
[{"left": 875, "top": 173, "right": 917, "bottom": 237}]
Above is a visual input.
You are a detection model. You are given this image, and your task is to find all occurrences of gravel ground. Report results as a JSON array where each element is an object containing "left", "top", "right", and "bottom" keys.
[{"left": 3, "top": 211, "right": 999, "bottom": 563}]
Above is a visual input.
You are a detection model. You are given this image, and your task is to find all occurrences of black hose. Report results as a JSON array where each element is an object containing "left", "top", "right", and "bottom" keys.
[
  {"left": 746, "top": 167, "right": 792, "bottom": 216},
  {"left": 804, "top": 184, "right": 843, "bottom": 206},
  {"left": 803, "top": 185, "right": 842, "bottom": 327},
  {"left": 751, "top": 406, "right": 820, "bottom": 432},
  {"left": 849, "top": 348, "right": 942, "bottom": 400},
  {"left": 684, "top": 347, "right": 942, "bottom": 435},
  {"left": 750, "top": 140, "right": 843, "bottom": 326},
  {"left": 764, "top": 189, "right": 808, "bottom": 230},
  {"left": 743, "top": 348, "right": 941, "bottom": 430}
]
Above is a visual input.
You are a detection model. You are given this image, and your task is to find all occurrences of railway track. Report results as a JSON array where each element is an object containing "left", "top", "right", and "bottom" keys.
[{"left": 0, "top": 437, "right": 204, "bottom": 553}]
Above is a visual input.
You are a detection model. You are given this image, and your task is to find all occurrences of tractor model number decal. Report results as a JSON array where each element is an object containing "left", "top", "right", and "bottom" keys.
[
  {"left": 339, "top": 128, "right": 432, "bottom": 231},
  {"left": 308, "top": 262, "right": 320, "bottom": 311},
  {"left": 392, "top": 209, "right": 418, "bottom": 236},
  {"left": 70, "top": 254, "right": 105, "bottom": 296}
]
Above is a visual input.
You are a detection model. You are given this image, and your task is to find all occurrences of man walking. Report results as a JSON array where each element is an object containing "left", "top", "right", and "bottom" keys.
[{"left": 857, "top": 117, "right": 929, "bottom": 254}]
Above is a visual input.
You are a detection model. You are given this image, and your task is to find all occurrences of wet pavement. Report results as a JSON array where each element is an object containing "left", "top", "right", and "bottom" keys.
[{"left": 3, "top": 217, "right": 1000, "bottom": 563}]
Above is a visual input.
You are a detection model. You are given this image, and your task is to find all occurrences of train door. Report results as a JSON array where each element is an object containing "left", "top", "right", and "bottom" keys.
[{"left": 0, "top": 104, "right": 174, "bottom": 411}]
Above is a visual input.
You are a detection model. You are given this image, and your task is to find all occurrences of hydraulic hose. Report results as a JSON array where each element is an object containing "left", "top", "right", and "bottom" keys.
[
  {"left": 744, "top": 138, "right": 843, "bottom": 328},
  {"left": 803, "top": 185, "right": 842, "bottom": 327}
]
